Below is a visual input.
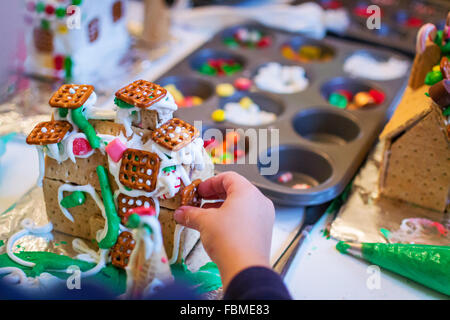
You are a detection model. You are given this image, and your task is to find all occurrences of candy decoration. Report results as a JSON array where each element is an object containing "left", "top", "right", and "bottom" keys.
[
  {"left": 41, "top": 19, "right": 50, "bottom": 30},
  {"left": 60, "top": 191, "right": 86, "bottom": 208},
  {"left": 203, "top": 138, "right": 216, "bottom": 149},
  {"left": 329, "top": 92, "right": 348, "bottom": 108},
  {"left": 199, "top": 59, "right": 242, "bottom": 77},
  {"left": 278, "top": 172, "right": 293, "bottom": 184},
  {"left": 336, "top": 89, "right": 353, "bottom": 101},
  {"left": 211, "top": 109, "right": 226, "bottom": 122},
  {"left": 257, "top": 36, "right": 272, "bottom": 48},
  {"left": 64, "top": 56, "right": 73, "bottom": 80},
  {"left": 239, "top": 97, "right": 253, "bottom": 109},
  {"left": 416, "top": 23, "right": 437, "bottom": 54},
  {"left": 292, "top": 183, "right": 311, "bottom": 190},
  {"left": 54, "top": 55, "right": 64, "bottom": 71},
  {"left": 425, "top": 70, "right": 443, "bottom": 86},
  {"left": 73, "top": 137, "right": 92, "bottom": 156},
  {"left": 216, "top": 83, "right": 235, "bottom": 97},
  {"left": 353, "top": 92, "right": 375, "bottom": 109},
  {"left": 406, "top": 17, "right": 423, "bottom": 28},
  {"left": 71, "top": 107, "right": 101, "bottom": 149},
  {"left": 58, "top": 108, "right": 68, "bottom": 118},
  {"left": 96, "top": 165, "right": 120, "bottom": 249},
  {"left": 36, "top": 2, "right": 45, "bottom": 13},
  {"left": 368, "top": 89, "right": 385, "bottom": 104},
  {"left": 55, "top": 7, "right": 66, "bottom": 18},
  {"left": 428, "top": 79, "right": 450, "bottom": 110},
  {"left": 45, "top": 4, "right": 55, "bottom": 15},
  {"left": 234, "top": 78, "right": 252, "bottom": 91},
  {"left": 440, "top": 57, "right": 450, "bottom": 79}
]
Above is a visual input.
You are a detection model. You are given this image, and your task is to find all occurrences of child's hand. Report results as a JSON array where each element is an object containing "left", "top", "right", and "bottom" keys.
[{"left": 174, "top": 172, "right": 275, "bottom": 288}]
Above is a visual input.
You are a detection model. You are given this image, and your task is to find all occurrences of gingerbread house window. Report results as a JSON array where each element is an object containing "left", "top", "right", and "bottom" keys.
[
  {"left": 88, "top": 18, "right": 100, "bottom": 43},
  {"left": 33, "top": 27, "right": 53, "bottom": 53},
  {"left": 112, "top": 1, "right": 123, "bottom": 22}
]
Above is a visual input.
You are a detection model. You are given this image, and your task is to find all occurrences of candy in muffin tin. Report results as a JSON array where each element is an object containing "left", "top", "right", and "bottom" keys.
[
  {"left": 156, "top": 22, "right": 411, "bottom": 206},
  {"left": 292, "top": 0, "right": 449, "bottom": 56}
]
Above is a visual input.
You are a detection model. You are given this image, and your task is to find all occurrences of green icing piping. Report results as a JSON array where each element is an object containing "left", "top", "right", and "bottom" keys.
[
  {"left": 171, "top": 260, "right": 222, "bottom": 294},
  {"left": 114, "top": 97, "right": 135, "bottom": 109},
  {"left": 71, "top": 107, "right": 101, "bottom": 149},
  {"left": 361, "top": 243, "right": 450, "bottom": 296},
  {"left": 96, "top": 166, "right": 120, "bottom": 249},
  {"left": 60, "top": 191, "right": 86, "bottom": 208},
  {"left": 0, "top": 252, "right": 126, "bottom": 295}
]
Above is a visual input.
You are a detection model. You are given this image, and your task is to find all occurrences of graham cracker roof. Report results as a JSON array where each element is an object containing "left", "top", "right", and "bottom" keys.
[{"left": 379, "top": 85, "right": 434, "bottom": 140}]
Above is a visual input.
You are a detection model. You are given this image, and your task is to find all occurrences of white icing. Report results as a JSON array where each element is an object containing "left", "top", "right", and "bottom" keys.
[
  {"left": 169, "top": 224, "right": 184, "bottom": 265},
  {"left": 36, "top": 146, "right": 45, "bottom": 187},
  {"left": 0, "top": 267, "right": 63, "bottom": 293},
  {"left": 6, "top": 219, "right": 54, "bottom": 268},
  {"left": 144, "top": 278, "right": 165, "bottom": 296},
  {"left": 57, "top": 183, "right": 104, "bottom": 224},
  {"left": 223, "top": 101, "right": 277, "bottom": 126},
  {"left": 254, "top": 62, "right": 309, "bottom": 94},
  {"left": 343, "top": 53, "right": 410, "bottom": 80}
]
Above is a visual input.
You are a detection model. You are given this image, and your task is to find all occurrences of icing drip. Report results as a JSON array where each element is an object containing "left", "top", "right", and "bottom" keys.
[
  {"left": 57, "top": 184, "right": 105, "bottom": 223},
  {"left": 147, "top": 92, "right": 178, "bottom": 127},
  {"left": 36, "top": 146, "right": 45, "bottom": 187},
  {"left": 169, "top": 224, "right": 185, "bottom": 265},
  {"left": 116, "top": 107, "right": 139, "bottom": 137}
]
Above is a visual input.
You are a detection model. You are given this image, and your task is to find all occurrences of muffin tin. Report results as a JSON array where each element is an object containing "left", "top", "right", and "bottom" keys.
[
  {"left": 155, "top": 22, "right": 410, "bottom": 206},
  {"left": 292, "top": 0, "right": 449, "bottom": 55}
]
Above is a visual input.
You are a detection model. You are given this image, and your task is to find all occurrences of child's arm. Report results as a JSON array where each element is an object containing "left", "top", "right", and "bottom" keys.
[{"left": 174, "top": 171, "right": 289, "bottom": 298}]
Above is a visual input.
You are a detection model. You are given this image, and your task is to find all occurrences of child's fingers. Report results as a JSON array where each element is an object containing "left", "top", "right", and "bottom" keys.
[
  {"left": 174, "top": 206, "right": 210, "bottom": 230},
  {"left": 198, "top": 172, "right": 249, "bottom": 199}
]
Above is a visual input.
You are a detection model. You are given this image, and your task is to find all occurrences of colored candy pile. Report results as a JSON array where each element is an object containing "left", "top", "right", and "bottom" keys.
[
  {"left": 223, "top": 27, "right": 272, "bottom": 49},
  {"left": 254, "top": 62, "right": 309, "bottom": 94},
  {"left": 204, "top": 131, "right": 245, "bottom": 164},
  {"left": 328, "top": 89, "right": 385, "bottom": 109},
  {"left": 198, "top": 58, "right": 243, "bottom": 76},
  {"left": 211, "top": 96, "right": 277, "bottom": 126},
  {"left": 277, "top": 172, "right": 312, "bottom": 190},
  {"left": 164, "top": 84, "right": 203, "bottom": 108},
  {"left": 281, "top": 44, "right": 333, "bottom": 63}
]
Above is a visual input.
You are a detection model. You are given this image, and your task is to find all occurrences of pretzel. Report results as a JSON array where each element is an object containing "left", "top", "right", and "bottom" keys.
[
  {"left": 26, "top": 120, "right": 73, "bottom": 145},
  {"left": 151, "top": 118, "right": 199, "bottom": 151},
  {"left": 119, "top": 149, "right": 160, "bottom": 192},
  {"left": 180, "top": 179, "right": 202, "bottom": 207},
  {"left": 33, "top": 27, "right": 53, "bottom": 53},
  {"left": 110, "top": 231, "right": 136, "bottom": 269},
  {"left": 48, "top": 84, "right": 94, "bottom": 109},
  {"left": 115, "top": 80, "right": 167, "bottom": 109},
  {"left": 117, "top": 193, "right": 155, "bottom": 224}
]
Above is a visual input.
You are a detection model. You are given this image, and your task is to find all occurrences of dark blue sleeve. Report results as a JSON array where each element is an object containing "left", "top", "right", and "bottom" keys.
[{"left": 224, "top": 266, "right": 292, "bottom": 300}]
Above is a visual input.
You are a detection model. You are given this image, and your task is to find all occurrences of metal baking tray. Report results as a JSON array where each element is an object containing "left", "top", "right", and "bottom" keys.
[
  {"left": 293, "top": 0, "right": 450, "bottom": 56},
  {"left": 155, "top": 22, "right": 410, "bottom": 206}
]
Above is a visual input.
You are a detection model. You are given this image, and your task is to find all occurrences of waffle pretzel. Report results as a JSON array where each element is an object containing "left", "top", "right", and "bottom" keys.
[
  {"left": 49, "top": 84, "right": 94, "bottom": 109},
  {"left": 180, "top": 179, "right": 202, "bottom": 207},
  {"left": 115, "top": 80, "right": 167, "bottom": 109},
  {"left": 119, "top": 149, "right": 160, "bottom": 192},
  {"left": 151, "top": 118, "right": 199, "bottom": 151},
  {"left": 117, "top": 193, "right": 155, "bottom": 224},
  {"left": 110, "top": 231, "right": 136, "bottom": 269},
  {"left": 26, "top": 120, "right": 73, "bottom": 145}
]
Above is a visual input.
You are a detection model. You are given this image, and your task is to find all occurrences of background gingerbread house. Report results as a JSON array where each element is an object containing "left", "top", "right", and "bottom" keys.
[
  {"left": 379, "top": 38, "right": 450, "bottom": 213},
  {"left": 24, "top": 0, "right": 130, "bottom": 82}
]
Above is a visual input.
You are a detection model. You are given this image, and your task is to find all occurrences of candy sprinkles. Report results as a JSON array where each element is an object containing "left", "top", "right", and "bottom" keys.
[{"left": 14, "top": 80, "right": 220, "bottom": 297}]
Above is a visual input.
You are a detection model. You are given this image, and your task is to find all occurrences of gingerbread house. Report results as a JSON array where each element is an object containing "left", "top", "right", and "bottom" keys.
[
  {"left": 26, "top": 80, "right": 214, "bottom": 271},
  {"left": 379, "top": 22, "right": 450, "bottom": 213},
  {"left": 24, "top": 0, "right": 130, "bottom": 82}
]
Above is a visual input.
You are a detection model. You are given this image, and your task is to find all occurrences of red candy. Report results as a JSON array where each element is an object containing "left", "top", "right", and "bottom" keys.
[
  {"left": 73, "top": 137, "right": 92, "bottom": 156},
  {"left": 278, "top": 172, "right": 293, "bottom": 184},
  {"left": 369, "top": 89, "right": 385, "bottom": 104},
  {"left": 234, "top": 77, "right": 252, "bottom": 91},
  {"left": 336, "top": 89, "right": 353, "bottom": 101},
  {"left": 257, "top": 36, "right": 272, "bottom": 48},
  {"left": 45, "top": 4, "right": 55, "bottom": 15},
  {"left": 54, "top": 55, "right": 64, "bottom": 71},
  {"left": 406, "top": 17, "right": 423, "bottom": 28}
]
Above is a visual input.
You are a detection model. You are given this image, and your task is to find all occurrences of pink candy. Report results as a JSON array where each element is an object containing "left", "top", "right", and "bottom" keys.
[
  {"left": 416, "top": 23, "right": 437, "bottom": 54},
  {"left": 105, "top": 138, "right": 127, "bottom": 162},
  {"left": 234, "top": 77, "right": 252, "bottom": 91},
  {"left": 73, "top": 137, "right": 92, "bottom": 156},
  {"left": 278, "top": 172, "right": 293, "bottom": 183}
]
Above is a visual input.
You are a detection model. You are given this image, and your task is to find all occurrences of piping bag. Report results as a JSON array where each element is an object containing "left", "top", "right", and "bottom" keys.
[{"left": 336, "top": 242, "right": 450, "bottom": 296}]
